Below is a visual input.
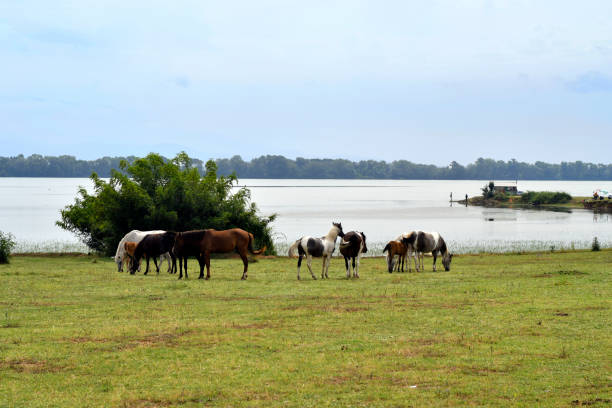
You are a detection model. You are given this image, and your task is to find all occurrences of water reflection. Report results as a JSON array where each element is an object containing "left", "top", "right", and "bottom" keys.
[{"left": 593, "top": 213, "right": 611, "bottom": 223}]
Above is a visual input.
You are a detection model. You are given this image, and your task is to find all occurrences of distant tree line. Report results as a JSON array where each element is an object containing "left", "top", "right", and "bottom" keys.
[{"left": 1, "top": 154, "right": 612, "bottom": 180}]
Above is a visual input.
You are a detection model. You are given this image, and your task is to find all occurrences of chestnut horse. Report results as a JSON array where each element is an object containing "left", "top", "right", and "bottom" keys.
[
  {"left": 382, "top": 240, "right": 407, "bottom": 273},
  {"left": 173, "top": 228, "right": 266, "bottom": 280}
]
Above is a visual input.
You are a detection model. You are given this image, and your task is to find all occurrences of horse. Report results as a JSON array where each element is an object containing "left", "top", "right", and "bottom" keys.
[
  {"left": 173, "top": 228, "right": 266, "bottom": 280},
  {"left": 396, "top": 231, "right": 418, "bottom": 272},
  {"left": 130, "top": 232, "right": 177, "bottom": 275},
  {"left": 288, "top": 222, "right": 344, "bottom": 280},
  {"left": 114, "top": 230, "right": 173, "bottom": 273},
  {"left": 339, "top": 231, "right": 367, "bottom": 278},
  {"left": 411, "top": 231, "right": 453, "bottom": 272},
  {"left": 382, "top": 240, "right": 408, "bottom": 273}
]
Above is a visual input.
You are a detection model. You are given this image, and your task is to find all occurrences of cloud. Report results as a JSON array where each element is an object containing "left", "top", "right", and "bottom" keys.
[{"left": 566, "top": 71, "right": 612, "bottom": 93}]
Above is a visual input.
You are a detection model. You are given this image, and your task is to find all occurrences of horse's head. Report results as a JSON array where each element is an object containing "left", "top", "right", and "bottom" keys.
[
  {"left": 332, "top": 222, "right": 344, "bottom": 238},
  {"left": 129, "top": 257, "right": 139, "bottom": 274},
  {"left": 386, "top": 252, "right": 394, "bottom": 273},
  {"left": 360, "top": 232, "right": 368, "bottom": 253},
  {"left": 442, "top": 252, "right": 453, "bottom": 271}
]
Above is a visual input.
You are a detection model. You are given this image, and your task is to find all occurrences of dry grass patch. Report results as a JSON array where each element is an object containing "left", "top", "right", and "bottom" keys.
[{"left": 0, "top": 358, "right": 64, "bottom": 374}]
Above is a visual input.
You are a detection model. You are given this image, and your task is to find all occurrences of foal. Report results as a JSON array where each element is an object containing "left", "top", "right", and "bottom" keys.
[
  {"left": 382, "top": 240, "right": 407, "bottom": 273},
  {"left": 288, "top": 222, "right": 344, "bottom": 280},
  {"left": 339, "top": 231, "right": 367, "bottom": 278}
]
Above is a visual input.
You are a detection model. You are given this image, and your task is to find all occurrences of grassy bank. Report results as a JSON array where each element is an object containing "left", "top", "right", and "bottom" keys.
[
  {"left": 1, "top": 252, "right": 611, "bottom": 407},
  {"left": 464, "top": 194, "right": 598, "bottom": 210}
]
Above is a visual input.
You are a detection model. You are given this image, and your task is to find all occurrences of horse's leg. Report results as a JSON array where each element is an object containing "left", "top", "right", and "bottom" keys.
[
  {"left": 432, "top": 250, "right": 438, "bottom": 272},
  {"left": 306, "top": 255, "right": 316, "bottom": 280},
  {"left": 153, "top": 256, "right": 159, "bottom": 274},
  {"left": 204, "top": 252, "right": 211, "bottom": 280},
  {"left": 198, "top": 254, "right": 205, "bottom": 279},
  {"left": 352, "top": 256, "right": 357, "bottom": 278},
  {"left": 344, "top": 256, "right": 350, "bottom": 278},
  {"left": 240, "top": 249, "right": 248, "bottom": 280},
  {"left": 408, "top": 248, "right": 412, "bottom": 272},
  {"left": 297, "top": 255, "right": 303, "bottom": 280},
  {"left": 144, "top": 256, "right": 150, "bottom": 275},
  {"left": 325, "top": 254, "right": 331, "bottom": 279},
  {"left": 322, "top": 255, "right": 328, "bottom": 279},
  {"left": 178, "top": 256, "right": 183, "bottom": 279}
]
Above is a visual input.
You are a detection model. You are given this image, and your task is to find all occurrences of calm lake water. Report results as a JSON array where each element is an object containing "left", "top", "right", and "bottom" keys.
[{"left": 1, "top": 178, "right": 610, "bottom": 254}]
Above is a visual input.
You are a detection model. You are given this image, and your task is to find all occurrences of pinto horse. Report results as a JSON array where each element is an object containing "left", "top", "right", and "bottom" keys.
[
  {"left": 339, "top": 231, "right": 367, "bottom": 278},
  {"left": 173, "top": 228, "right": 266, "bottom": 280},
  {"left": 288, "top": 222, "right": 344, "bottom": 280},
  {"left": 411, "top": 231, "right": 453, "bottom": 272},
  {"left": 114, "top": 230, "right": 173, "bottom": 273}
]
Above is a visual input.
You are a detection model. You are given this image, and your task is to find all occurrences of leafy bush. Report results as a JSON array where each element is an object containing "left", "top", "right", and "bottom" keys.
[
  {"left": 519, "top": 191, "right": 572, "bottom": 205},
  {"left": 0, "top": 231, "right": 16, "bottom": 264},
  {"left": 493, "top": 192, "right": 509, "bottom": 202},
  {"left": 57, "top": 152, "right": 276, "bottom": 256},
  {"left": 481, "top": 181, "right": 495, "bottom": 199},
  {"left": 592, "top": 237, "right": 600, "bottom": 252}
]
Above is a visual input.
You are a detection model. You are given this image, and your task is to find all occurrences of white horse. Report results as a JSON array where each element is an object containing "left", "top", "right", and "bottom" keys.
[
  {"left": 411, "top": 231, "right": 453, "bottom": 272},
  {"left": 114, "top": 230, "right": 173, "bottom": 272},
  {"left": 288, "top": 222, "right": 344, "bottom": 280},
  {"left": 396, "top": 231, "right": 418, "bottom": 272}
]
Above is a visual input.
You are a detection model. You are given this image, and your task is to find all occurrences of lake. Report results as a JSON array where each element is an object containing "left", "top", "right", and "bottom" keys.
[{"left": 0, "top": 178, "right": 610, "bottom": 254}]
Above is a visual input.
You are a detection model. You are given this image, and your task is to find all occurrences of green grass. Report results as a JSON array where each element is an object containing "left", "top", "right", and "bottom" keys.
[{"left": 1, "top": 252, "right": 611, "bottom": 407}]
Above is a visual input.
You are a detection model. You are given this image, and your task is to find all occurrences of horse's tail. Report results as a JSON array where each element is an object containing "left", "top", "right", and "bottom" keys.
[
  {"left": 288, "top": 239, "right": 301, "bottom": 258},
  {"left": 382, "top": 243, "right": 391, "bottom": 254},
  {"left": 247, "top": 232, "right": 266, "bottom": 255}
]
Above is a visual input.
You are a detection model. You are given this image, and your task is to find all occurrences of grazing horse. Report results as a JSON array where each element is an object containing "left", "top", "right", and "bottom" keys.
[
  {"left": 339, "top": 231, "right": 367, "bottom": 278},
  {"left": 288, "top": 222, "right": 344, "bottom": 280},
  {"left": 396, "top": 231, "right": 418, "bottom": 272},
  {"left": 173, "top": 228, "right": 266, "bottom": 280},
  {"left": 411, "top": 231, "right": 453, "bottom": 272},
  {"left": 382, "top": 240, "right": 408, "bottom": 273},
  {"left": 130, "top": 232, "right": 177, "bottom": 275},
  {"left": 114, "top": 230, "right": 173, "bottom": 273}
]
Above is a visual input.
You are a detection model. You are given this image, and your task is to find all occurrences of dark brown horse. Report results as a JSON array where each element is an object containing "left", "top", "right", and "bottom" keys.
[
  {"left": 130, "top": 232, "right": 177, "bottom": 275},
  {"left": 339, "top": 231, "right": 367, "bottom": 278},
  {"left": 173, "top": 228, "right": 266, "bottom": 280}
]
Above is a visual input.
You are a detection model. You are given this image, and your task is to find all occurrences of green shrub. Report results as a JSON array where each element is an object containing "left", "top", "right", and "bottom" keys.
[
  {"left": 493, "top": 192, "right": 509, "bottom": 202},
  {"left": 481, "top": 181, "right": 495, "bottom": 199},
  {"left": 57, "top": 152, "right": 276, "bottom": 256},
  {"left": 0, "top": 231, "right": 16, "bottom": 264},
  {"left": 520, "top": 191, "right": 572, "bottom": 205}
]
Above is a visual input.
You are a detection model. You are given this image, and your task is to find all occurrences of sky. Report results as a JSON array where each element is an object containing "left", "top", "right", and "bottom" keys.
[{"left": 1, "top": 0, "right": 612, "bottom": 165}]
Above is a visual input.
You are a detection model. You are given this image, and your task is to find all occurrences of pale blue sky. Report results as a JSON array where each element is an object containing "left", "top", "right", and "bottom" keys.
[{"left": 1, "top": 1, "right": 612, "bottom": 165}]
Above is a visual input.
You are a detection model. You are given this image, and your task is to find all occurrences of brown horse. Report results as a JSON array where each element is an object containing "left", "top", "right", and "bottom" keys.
[
  {"left": 382, "top": 240, "right": 408, "bottom": 273},
  {"left": 173, "top": 228, "right": 266, "bottom": 280}
]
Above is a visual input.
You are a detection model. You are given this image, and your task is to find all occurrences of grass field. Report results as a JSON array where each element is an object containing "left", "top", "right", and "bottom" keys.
[{"left": 1, "top": 251, "right": 611, "bottom": 407}]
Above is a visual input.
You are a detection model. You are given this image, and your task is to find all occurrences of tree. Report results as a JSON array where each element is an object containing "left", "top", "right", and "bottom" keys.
[{"left": 57, "top": 152, "right": 276, "bottom": 256}]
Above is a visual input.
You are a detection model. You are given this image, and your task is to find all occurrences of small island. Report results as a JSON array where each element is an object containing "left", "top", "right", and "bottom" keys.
[{"left": 459, "top": 181, "right": 612, "bottom": 212}]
